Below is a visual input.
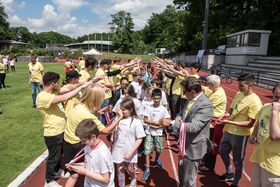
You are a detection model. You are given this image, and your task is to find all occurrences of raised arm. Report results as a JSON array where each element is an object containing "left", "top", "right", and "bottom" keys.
[{"left": 52, "top": 80, "right": 92, "bottom": 104}]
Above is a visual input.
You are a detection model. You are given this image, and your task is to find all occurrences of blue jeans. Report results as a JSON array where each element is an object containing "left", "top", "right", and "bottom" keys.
[
  {"left": 99, "top": 98, "right": 110, "bottom": 125},
  {"left": 31, "top": 81, "right": 42, "bottom": 106}
]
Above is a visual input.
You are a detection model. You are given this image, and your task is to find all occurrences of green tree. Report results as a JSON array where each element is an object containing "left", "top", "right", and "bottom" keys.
[
  {"left": 174, "top": 0, "right": 280, "bottom": 55},
  {"left": 109, "top": 11, "right": 135, "bottom": 54},
  {"left": 9, "top": 27, "right": 32, "bottom": 43},
  {"left": 143, "top": 5, "right": 186, "bottom": 52},
  {"left": 0, "top": 3, "right": 10, "bottom": 40},
  {"left": 36, "top": 31, "right": 74, "bottom": 47}
]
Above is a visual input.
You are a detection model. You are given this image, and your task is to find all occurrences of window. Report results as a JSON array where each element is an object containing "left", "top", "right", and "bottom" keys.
[
  {"left": 240, "top": 33, "right": 248, "bottom": 47},
  {"left": 248, "top": 33, "right": 261, "bottom": 47},
  {"left": 227, "top": 36, "right": 237, "bottom": 47}
]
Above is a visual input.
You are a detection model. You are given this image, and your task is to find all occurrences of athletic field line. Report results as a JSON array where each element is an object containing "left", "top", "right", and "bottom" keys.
[
  {"left": 166, "top": 133, "right": 179, "bottom": 185},
  {"left": 229, "top": 154, "right": 251, "bottom": 182}
]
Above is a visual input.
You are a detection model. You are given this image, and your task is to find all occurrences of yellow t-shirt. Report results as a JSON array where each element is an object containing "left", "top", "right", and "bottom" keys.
[
  {"left": 0, "top": 63, "right": 6, "bottom": 73},
  {"left": 110, "top": 64, "right": 122, "bottom": 86},
  {"left": 250, "top": 103, "right": 280, "bottom": 176},
  {"left": 172, "top": 76, "right": 184, "bottom": 96},
  {"left": 79, "top": 69, "right": 90, "bottom": 83},
  {"left": 64, "top": 96, "right": 80, "bottom": 118},
  {"left": 95, "top": 68, "right": 112, "bottom": 99},
  {"left": 28, "top": 62, "right": 44, "bottom": 83},
  {"left": 224, "top": 92, "right": 262, "bottom": 136},
  {"left": 125, "top": 67, "right": 138, "bottom": 82},
  {"left": 163, "top": 75, "right": 172, "bottom": 95},
  {"left": 64, "top": 104, "right": 105, "bottom": 144},
  {"left": 189, "top": 73, "right": 200, "bottom": 79},
  {"left": 79, "top": 60, "right": 85, "bottom": 70},
  {"left": 205, "top": 87, "right": 227, "bottom": 118},
  {"left": 36, "top": 91, "right": 66, "bottom": 136}
]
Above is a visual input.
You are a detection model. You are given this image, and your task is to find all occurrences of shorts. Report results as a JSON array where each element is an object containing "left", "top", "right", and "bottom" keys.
[{"left": 143, "top": 135, "right": 163, "bottom": 155}]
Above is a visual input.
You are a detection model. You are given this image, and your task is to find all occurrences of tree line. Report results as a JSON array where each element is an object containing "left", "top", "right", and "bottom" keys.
[{"left": 1, "top": 1, "right": 280, "bottom": 55}]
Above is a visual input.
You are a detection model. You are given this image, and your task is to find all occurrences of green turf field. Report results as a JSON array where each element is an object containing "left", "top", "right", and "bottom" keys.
[{"left": 0, "top": 62, "right": 65, "bottom": 187}]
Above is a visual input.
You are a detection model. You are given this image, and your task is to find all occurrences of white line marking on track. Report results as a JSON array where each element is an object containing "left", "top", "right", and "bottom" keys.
[
  {"left": 166, "top": 133, "right": 179, "bottom": 185},
  {"left": 229, "top": 154, "right": 251, "bottom": 182}
]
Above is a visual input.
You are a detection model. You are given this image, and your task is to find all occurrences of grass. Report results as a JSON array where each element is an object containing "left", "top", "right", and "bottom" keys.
[{"left": 0, "top": 62, "right": 65, "bottom": 187}]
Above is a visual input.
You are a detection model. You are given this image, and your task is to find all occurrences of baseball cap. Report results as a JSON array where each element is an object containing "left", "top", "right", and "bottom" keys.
[
  {"left": 100, "top": 59, "right": 112, "bottom": 66},
  {"left": 66, "top": 70, "right": 81, "bottom": 80}
]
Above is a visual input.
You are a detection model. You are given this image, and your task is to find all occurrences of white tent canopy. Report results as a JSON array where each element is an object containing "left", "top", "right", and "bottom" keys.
[{"left": 83, "top": 48, "right": 103, "bottom": 55}]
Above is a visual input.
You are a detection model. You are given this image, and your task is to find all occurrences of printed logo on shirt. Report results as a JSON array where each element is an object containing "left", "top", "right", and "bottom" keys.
[{"left": 259, "top": 118, "right": 268, "bottom": 134}]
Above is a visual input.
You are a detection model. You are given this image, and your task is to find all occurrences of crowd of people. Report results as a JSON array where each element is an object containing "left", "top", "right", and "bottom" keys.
[
  {"left": 0, "top": 55, "right": 17, "bottom": 91},
  {"left": 27, "top": 54, "right": 280, "bottom": 187}
]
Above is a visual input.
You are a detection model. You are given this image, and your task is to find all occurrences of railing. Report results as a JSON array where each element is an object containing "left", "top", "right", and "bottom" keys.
[{"left": 210, "top": 64, "right": 280, "bottom": 88}]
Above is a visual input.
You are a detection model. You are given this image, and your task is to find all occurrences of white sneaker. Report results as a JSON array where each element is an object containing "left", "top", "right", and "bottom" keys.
[
  {"left": 60, "top": 170, "right": 70, "bottom": 178},
  {"left": 44, "top": 180, "right": 62, "bottom": 187},
  {"left": 54, "top": 169, "right": 70, "bottom": 178}
]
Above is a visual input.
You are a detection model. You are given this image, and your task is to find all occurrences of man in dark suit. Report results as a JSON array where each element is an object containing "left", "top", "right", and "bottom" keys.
[{"left": 177, "top": 77, "right": 213, "bottom": 187}]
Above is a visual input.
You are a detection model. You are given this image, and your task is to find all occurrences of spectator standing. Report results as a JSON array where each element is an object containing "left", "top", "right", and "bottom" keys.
[
  {"left": 218, "top": 73, "right": 262, "bottom": 187},
  {"left": 0, "top": 58, "right": 6, "bottom": 90},
  {"left": 36, "top": 72, "right": 92, "bottom": 187},
  {"left": 249, "top": 83, "right": 280, "bottom": 187},
  {"left": 10, "top": 57, "right": 16, "bottom": 72},
  {"left": 28, "top": 54, "right": 44, "bottom": 108}
]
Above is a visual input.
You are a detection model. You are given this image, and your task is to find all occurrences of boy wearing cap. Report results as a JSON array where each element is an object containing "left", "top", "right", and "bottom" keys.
[
  {"left": 95, "top": 59, "right": 113, "bottom": 124},
  {"left": 78, "top": 57, "right": 85, "bottom": 70},
  {"left": 62, "top": 70, "right": 82, "bottom": 116},
  {"left": 79, "top": 57, "right": 97, "bottom": 83}
]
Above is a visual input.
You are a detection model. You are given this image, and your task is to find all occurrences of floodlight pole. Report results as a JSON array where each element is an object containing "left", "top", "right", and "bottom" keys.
[
  {"left": 87, "top": 34, "right": 89, "bottom": 50},
  {"left": 202, "top": 0, "right": 209, "bottom": 50}
]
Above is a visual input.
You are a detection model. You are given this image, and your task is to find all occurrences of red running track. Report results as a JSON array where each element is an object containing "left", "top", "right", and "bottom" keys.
[{"left": 21, "top": 78, "right": 273, "bottom": 187}]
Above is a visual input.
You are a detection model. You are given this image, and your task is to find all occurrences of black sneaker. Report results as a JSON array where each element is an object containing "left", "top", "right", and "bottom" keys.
[{"left": 218, "top": 173, "right": 234, "bottom": 182}]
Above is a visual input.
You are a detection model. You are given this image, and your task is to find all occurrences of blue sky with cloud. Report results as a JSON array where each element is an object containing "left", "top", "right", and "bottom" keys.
[{"left": 1, "top": 0, "right": 173, "bottom": 38}]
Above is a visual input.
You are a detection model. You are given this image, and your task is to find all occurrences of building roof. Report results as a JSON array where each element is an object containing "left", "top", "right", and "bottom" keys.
[
  {"left": 227, "top": 30, "right": 272, "bottom": 37},
  {"left": 0, "top": 40, "right": 28, "bottom": 45},
  {"left": 65, "top": 40, "right": 113, "bottom": 47}
]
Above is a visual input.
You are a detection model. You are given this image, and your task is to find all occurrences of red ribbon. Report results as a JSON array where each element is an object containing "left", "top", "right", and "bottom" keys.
[
  {"left": 177, "top": 121, "right": 187, "bottom": 159},
  {"left": 65, "top": 140, "right": 102, "bottom": 167},
  {"left": 105, "top": 109, "right": 117, "bottom": 126}
]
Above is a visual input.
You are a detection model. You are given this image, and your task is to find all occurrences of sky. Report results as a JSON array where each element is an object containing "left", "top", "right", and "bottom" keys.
[{"left": 0, "top": 0, "right": 174, "bottom": 38}]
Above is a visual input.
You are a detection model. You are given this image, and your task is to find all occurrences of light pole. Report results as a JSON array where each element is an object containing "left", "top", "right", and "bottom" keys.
[
  {"left": 87, "top": 34, "right": 89, "bottom": 50},
  {"left": 202, "top": 0, "right": 209, "bottom": 50}
]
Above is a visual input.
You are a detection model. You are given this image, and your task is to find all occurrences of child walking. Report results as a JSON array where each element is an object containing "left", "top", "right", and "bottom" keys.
[
  {"left": 70, "top": 119, "right": 115, "bottom": 187},
  {"left": 142, "top": 88, "right": 171, "bottom": 181},
  {"left": 111, "top": 98, "right": 146, "bottom": 187}
]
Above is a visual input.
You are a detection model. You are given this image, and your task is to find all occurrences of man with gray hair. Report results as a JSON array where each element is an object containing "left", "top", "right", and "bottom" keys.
[{"left": 199, "top": 74, "right": 227, "bottom": 171}]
